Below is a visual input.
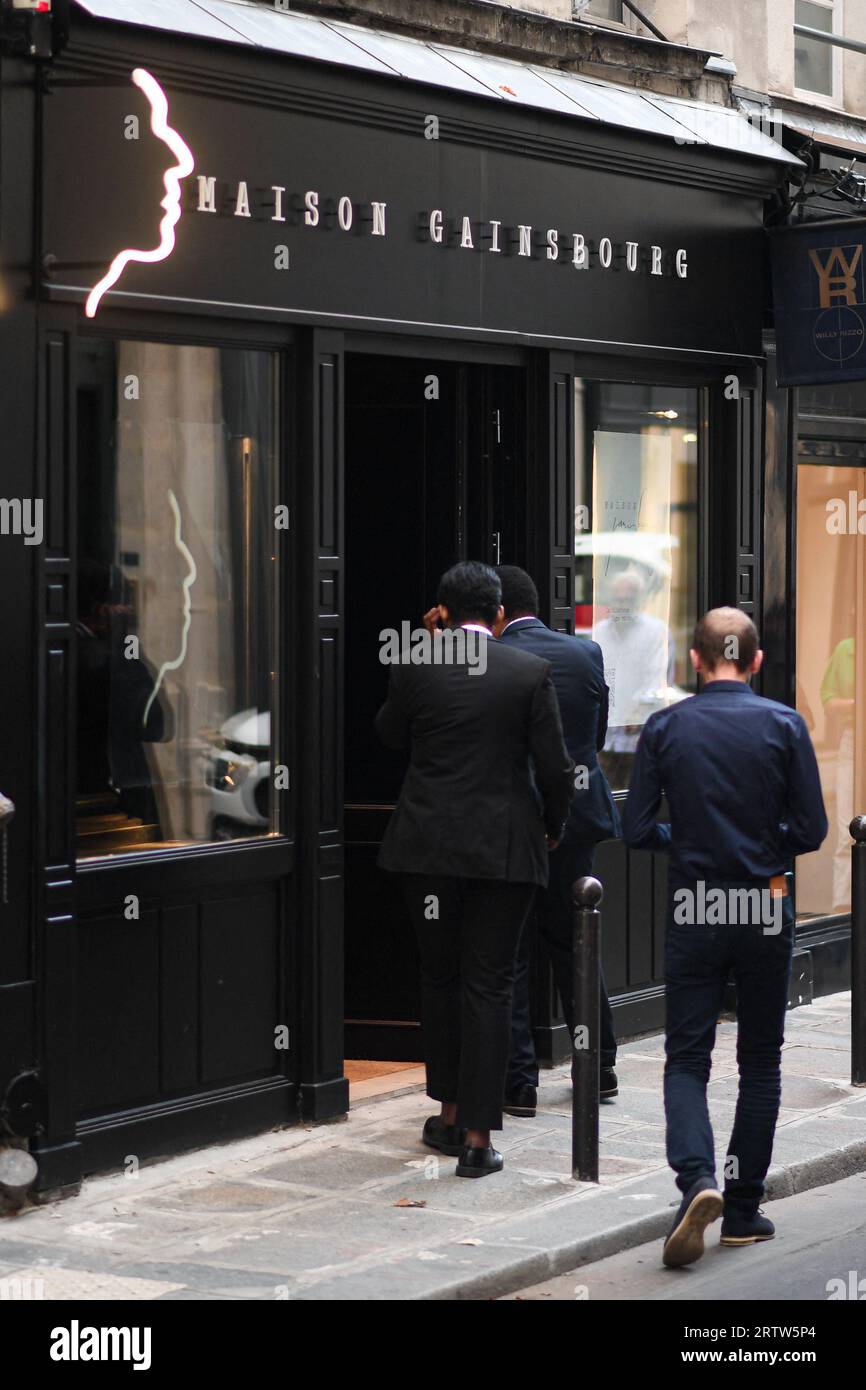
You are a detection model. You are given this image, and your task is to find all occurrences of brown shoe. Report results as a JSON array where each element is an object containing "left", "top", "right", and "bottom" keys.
[{"left": 663, "top": 1180, "right": 724, "bottom": 1268}]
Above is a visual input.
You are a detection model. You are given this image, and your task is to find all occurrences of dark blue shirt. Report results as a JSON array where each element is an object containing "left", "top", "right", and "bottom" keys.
[{"left": 622, "top": 680, "right": 828, "bottom": 886}]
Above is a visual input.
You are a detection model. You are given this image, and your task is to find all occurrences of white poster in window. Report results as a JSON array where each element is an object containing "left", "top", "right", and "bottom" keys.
[{"left": 591, "top": 430, "right": 676, "bottom": 739}]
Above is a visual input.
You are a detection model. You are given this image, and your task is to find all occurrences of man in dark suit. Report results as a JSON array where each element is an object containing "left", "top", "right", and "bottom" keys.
[
  {"left": 623, "top": 608, "right": 827, "bottom": 1267},
  {"left": 493, "top": 566, "right": 620, "bottom": 1118},
  {"left": 377, "top": 561, "right": 574, "bottom": 1178}
]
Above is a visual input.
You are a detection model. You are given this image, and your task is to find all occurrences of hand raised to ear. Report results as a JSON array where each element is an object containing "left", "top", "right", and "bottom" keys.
[{"left": 423, "top": 607, "right": 443, "bottom": 637}]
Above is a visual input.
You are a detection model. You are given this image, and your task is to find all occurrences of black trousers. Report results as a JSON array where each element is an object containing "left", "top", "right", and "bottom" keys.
[
  {"left": 403, "top": 874, "right": 536, "bottom": 1131},
  {"left": 507, "top": 840, "right": 617, "bottom": 1092}
]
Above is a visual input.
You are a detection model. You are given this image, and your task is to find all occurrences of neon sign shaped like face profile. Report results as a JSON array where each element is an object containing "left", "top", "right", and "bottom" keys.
[{"left": 85, "top": 68, "right": 195, "bottom": 318}]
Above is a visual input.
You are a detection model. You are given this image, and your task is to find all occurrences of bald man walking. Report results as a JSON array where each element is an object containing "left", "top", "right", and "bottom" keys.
[{"left": 623, "top": 609, "right": 827, "bottom": 1269}]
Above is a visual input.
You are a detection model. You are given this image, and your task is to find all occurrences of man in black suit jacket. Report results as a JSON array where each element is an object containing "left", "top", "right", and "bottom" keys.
[
  {"left": 377, "top": 562, "right": 573, "bottom": 1178},
  {"left": 494, "top": 565, "right": 620, "bottom": 1117}
]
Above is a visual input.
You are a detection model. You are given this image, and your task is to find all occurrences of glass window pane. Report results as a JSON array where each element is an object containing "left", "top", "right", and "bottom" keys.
[
  {"left": 795, "top": 461, "right": 864, "bottom": 918},
  {"left": 587, "top": 2, "right": 624, "bottom": 19},
  {"left": 75, "top": 339, "right": 279, "bottom": 857},
  {"left": 796, "top": 0, "right": 834, "bottom": 96},
  {"left": 575, "top": 381, "right": 699, "bottom": 792}
]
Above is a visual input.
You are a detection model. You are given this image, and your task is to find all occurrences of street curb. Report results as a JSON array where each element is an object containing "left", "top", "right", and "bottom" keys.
[{"left": 419, "top": 1136, "right": 866, "bottom": 1301}]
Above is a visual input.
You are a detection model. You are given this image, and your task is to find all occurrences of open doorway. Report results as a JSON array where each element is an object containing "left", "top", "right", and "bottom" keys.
[{"left": 342, "top": 351, "right": 528, "bottom": 1088}]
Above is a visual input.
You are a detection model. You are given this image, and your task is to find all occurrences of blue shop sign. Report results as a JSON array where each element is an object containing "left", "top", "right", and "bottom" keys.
[{"left": 771, "top": 219, "right": 866, "bottom": 386}]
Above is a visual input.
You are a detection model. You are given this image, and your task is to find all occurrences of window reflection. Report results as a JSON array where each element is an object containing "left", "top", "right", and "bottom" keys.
[
  {"left": 796, "top": 460, "right": 863, "bottom": 917},
  {"left": 574, "top": 381, "right": 699, "bottom": 791},
  {"left": 75, "top": 339, "right": 278, "bottom": 857}
]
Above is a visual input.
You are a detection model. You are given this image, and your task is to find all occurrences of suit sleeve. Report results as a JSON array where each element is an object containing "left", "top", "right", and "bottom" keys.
[
  {"left": 529, "top": 665, "right": 575, "bottom": 838},
  {"left": 591, "top": 642, "right": 610, "bottom": 752},
  {"left": 779, "top": 713, "right": 829, "bottom": 858},
  {"left": 621, "top": 717, "right": 672, "bottom": 851},
  {"left": 374, "top": 669, "right": 411, "bottom": 750}
]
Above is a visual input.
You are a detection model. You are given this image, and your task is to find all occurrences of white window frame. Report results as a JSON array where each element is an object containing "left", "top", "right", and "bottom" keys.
[
  {"left": 794, "top": 0, "right": 844, "bottom": 108},
  {"left": 574, "top": 2, "right": 637, "bottom": 33}
]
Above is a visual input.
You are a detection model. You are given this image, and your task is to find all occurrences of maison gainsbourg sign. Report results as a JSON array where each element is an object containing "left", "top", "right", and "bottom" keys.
[
  {"left": 192, "top": 174, "right": 691, "bottom": 281},
  {"left": 771, "top": 219, "right": 866, "bottom": 386},
  {"left": 42, "top": 74, "right": 765, "bottom": 354}
]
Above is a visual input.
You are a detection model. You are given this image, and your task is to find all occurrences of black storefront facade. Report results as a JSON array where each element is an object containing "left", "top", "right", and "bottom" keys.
[{"left": 0, "top": 2, "right": 804, "bottom": 1194}]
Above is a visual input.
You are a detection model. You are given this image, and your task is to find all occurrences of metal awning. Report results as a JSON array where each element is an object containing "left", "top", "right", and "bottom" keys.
[
  {"left": 74, "top": 0, "right": 798, "bottom": 166},
  {"left": 738, "top": 96, "right": 866, "bottom": 161}
]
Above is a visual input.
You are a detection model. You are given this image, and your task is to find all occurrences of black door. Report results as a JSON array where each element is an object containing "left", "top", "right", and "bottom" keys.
[{"left": 343, "top": 352, "right": 527, "bottom": 1061}]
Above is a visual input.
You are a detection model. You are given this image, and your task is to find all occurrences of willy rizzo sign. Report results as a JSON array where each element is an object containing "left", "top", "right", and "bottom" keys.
[
  {"left": 42, "top": 73, "right": 766, "bottom": 356},
  {"left": 771, "top": 220, "right": 866, "bottom": 386}
]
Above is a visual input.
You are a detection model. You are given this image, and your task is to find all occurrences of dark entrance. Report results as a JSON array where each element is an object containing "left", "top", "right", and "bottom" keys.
[{"left": 343, "top": 351, "right": 528, "bottom": 1061}]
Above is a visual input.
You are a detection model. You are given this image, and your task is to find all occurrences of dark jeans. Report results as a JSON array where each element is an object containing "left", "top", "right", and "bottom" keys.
[
  {"left": 507, "top": 841, "right": 617, "bottom": 1092},
  {"left": 664, "top": 883, "right": 795, "bottom": 1215},
  {"left": 403, "top": 874, "right": 536, "bottom": 1131}
]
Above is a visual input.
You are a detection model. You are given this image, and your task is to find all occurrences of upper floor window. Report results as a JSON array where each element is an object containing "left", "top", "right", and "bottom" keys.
[
  {"left": 795, "top": 0, "right": 843, "bottom": 103},
  {"left": 579, "top": 2, "right": 626, "bottom": 21}
]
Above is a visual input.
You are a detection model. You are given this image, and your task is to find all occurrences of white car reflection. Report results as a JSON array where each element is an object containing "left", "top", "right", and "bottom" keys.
[{"left": 204, "top": 708, "right": 270, "bottom": 839}]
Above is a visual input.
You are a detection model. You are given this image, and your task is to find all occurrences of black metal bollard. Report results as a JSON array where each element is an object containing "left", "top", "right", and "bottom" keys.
[
  {"left": 851, "top": 817, "right": 866, "bottom": 1086},
  {"left": 571, "top": 875, "right": 602, "bottom": 1182}
]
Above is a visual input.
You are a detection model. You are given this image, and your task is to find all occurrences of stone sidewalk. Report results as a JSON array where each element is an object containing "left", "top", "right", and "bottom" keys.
[{"left": 1, "top": 992, "right": 864, "bottom": 1301}]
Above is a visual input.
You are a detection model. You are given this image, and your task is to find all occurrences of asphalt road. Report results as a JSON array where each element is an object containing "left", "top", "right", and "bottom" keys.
[{"left": 504, "top": 1170, "right": 866, "bottom": 1301}]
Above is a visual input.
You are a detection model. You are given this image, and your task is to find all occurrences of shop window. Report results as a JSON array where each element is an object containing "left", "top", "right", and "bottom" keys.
[
  {"left": 574, "top": 381, "right": 699, "bottom": 793},
  {"left": 75, "top": 339, "right": 279, "bottom": 858},
  {"left": 795, "top": 457, "right": 864, "bottom": 918},
  {"left": 795, "top": 0, "right": 842, "bottom": 103}
]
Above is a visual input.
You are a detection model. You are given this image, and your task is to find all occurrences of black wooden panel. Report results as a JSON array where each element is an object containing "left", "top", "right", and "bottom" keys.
[
  {"left": 42, "top": 912, "right": 78, "bottom": 1142},
  {"left": 46, "top": 337, "right": 67, "bottom": 556},
  {"left": 45, "top": 646, "right": 70, "bottom": 866},
  {"left": 319, "top": 632, "right": 339, "bottom": 831},
  {"left": 319, "top": 360, "right": 338, "bottom": 555},
  {"left": 653, "top": 851, "right": 669, "bottom": 982},
  {"left": 76, "top": 838, "right": 293, "bottom": 910},
  {"left": 200, "top": 892, "right": 279, "bottom": 1083},
  {"left": 553, "top": 377, "right": 569, "bottom": 553},
  {"left": 160, "top": 904, "right": 199, "bottom": 1095},
  {"left": 34, "top": 313, "right": 80, "bottom": 1174},
  {"left": 0, "top": 981, "right": 36, "bottom": 1075},
  {"left": 77, "top": 910, "right": 160, "bottom": 1115},
  {"left": 628, "top": 849, "right": 654, "bottom": 988},
  {"left": 546, "top": 360, "right": 576, "bottom": 634},
  {"left": 595, "top": 837, "right": 626, "bottom": 991},
  {"left": 298, "top": 331, "right": 348, "bottom": 1116},
  {"left": 761, "top": 343, "right": 795, "bottom": 710},
  {"left": 316, "top": 869, "right": 347, "bottom": 1078}
]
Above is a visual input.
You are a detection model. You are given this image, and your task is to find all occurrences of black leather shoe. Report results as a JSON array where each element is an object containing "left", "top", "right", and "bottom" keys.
[
  {"left": 720, "top": 1208, "right": 775, "bottom": 1246},
  {"left": 600, "top": 1067, "right": 619, "bottom": 1099},
  {"left": 455, "top": 1144, "right": 504, "bottom": 1178},
  {"left": 662, "top": 1178, "right": 723, "bottom": 1268},
  {"left": 422, "top": 1116, "right": 467, "bottom": 1157},
  {"left": 503, "top": 1084, "right": 537, "bottom": 1118}
]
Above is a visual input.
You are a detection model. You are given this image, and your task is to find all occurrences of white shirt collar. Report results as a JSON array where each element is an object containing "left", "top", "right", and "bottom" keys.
[
  {"left": 501, "top": 616, "right": 537, "bottom": 634},
  {"left": 460, "top": 623, "right": 492, "bottom": 635}
]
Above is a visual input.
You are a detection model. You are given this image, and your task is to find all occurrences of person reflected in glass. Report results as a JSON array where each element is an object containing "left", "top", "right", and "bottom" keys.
[{"left": 593, "top": 567, "right": 675, "bottom": 789}]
